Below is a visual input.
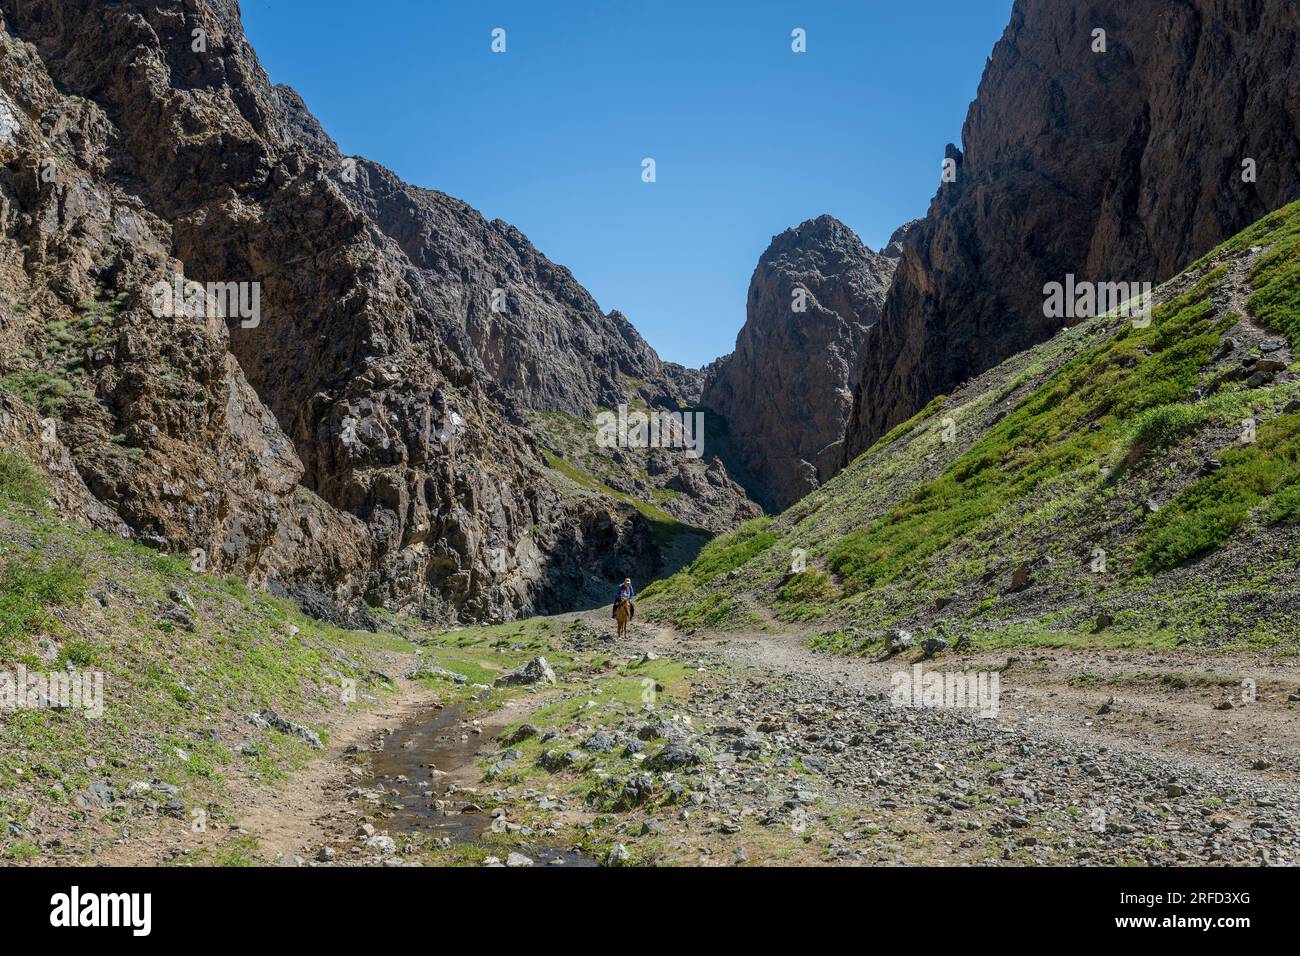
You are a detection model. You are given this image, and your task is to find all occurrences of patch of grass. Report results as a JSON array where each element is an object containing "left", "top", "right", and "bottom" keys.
[
  {"left": 0, "top": 370, "right": 73, "bottom": 416},
  {"left": 853, "top": 393, "right": 948, "bottom": 462},
  {"left": 0, "top": 550, "right": 88, "bottom": 651},
  {"left": 1128, "top": 200, "right": 1300, "bottom": 566},
  {"left": 675, "top": 516, "right": 776, "bottom": 585},
  {"left": 671, "top": 594, "right": 738, "bottom": 630},
  {"left": 1135, "top": 411, "right": 1300, "bottom": 571},
  {"left": 1246, "top": 202, "right": 1300, "bottom": 341},
  {"left": 777, "top": 568, "right": 834, "bottom": 603},
  {"left": 0, "top": 451, "right": 49, "bottom": 509},
  {"left": 4, "top": 841, "right": 40, "bottom": 863},
  {"left": 0, "top": 492, "right": 425, "bottom": 863},
  {"left": 1126, "top": 402, "right": 1207, "bottom": 455},
  {"left": 775, "top": 568, "right": 838, "bottom": 621}
]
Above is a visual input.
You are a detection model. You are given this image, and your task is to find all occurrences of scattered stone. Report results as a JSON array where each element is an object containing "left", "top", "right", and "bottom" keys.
[
  {"left": 488, "top": 748, "right": 523, "bottom": 775},
  {"left": 161, "top": 605, "right": 195, "bottom": 631},
  {"left": 920, "top": 637, "right": 948, "bottom": 657},
  {"left": 500, "top": 723, "right": 541, "bottom": 745},
  {"left": 887, "top": 630, "right": 915, "bottom": 655},
  {"left": 605, "top": 844, "right": 630, "bottom": 867},
  {"left": 259, "top": 710, "right": 323, "bottom": 749},
  {"left": 407, "top": 663, "right": 468, "bottom": 684},
  {"left": 581, "top": 731, "right": 620, "bottom": 754},
  {"left": 539, "top": 748, "right": 584, "bottom": 772},
  {"left": 494, "top": 656, "right": 557, "bottom": 687},
  {"left": 646, "top": 742, "right": 704, "bottom": 771},
  {"left": 366, "top": 834, "right": 398, "bottom": 855},
  {"left": 75, "top": 781, "right": 115, "bottom": 810}
]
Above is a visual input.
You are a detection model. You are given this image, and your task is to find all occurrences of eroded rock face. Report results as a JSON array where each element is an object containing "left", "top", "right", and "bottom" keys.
[
  {"left": 844, "top": 0, "right": 1300, "bottom": 461},
  {"left": 0, "top": 392, "right": 125, "bottom": 533},
  {"left": 0, "top": 0, "right": 734, "bottom": 623},
  {"left": 702, "top": 216, "right": 900, "bottom": 510}
]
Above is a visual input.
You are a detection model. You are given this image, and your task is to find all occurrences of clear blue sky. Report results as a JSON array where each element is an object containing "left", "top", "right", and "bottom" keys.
[{"left": 240, "top": 0, "right": 1013, "bottom": 368}]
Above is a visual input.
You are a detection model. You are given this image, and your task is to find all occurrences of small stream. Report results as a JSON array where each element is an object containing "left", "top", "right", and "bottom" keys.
[{"left": 369, "top": 703, "right": 596, "bottom": 866}]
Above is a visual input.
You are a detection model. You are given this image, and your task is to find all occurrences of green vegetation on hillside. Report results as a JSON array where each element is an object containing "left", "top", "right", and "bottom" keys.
[
  {"left": 640, "top": 516, "right": 774, "bottom": 629},
  {"left": 641, "top": 200, "right": 1300, "bottom": 649},
  {"left": 827, "top": 268, "right": 1230, "bottom": 590},
  {"left": 854, "top": 393, "right": 948, "bottom": 462},
  {"left": 543, "top": 450, "right": 705, "bottom": 548},
  {"left": 0, "top": 450, "right": 50, "bottom": 510},
  {"left": 0, "top": 450, "right": 409, "bottom": 863}
]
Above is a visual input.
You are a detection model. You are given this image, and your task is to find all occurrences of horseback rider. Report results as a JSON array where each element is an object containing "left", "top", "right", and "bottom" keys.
[{"left": 613, "top": 577, "right": 635, "bottom": 620}]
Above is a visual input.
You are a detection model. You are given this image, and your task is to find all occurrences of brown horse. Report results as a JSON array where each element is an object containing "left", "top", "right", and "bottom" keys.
[{"left": 613, "top": 597, "right": 631, "bottom": 638}]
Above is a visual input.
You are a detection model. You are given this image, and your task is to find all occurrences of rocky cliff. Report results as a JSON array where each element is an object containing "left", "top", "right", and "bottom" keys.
[
  {"left": 702, "top": 216, "right": 902, "bottom": 510},
  {"left": 844, "top": 0, "right": 1300, "bottom": 460},
  {"left": 0, "top": 0, "right": 755, "bottom": 624}
]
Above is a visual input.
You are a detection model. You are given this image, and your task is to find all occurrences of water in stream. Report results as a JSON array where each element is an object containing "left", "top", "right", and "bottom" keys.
[{"left": 369, "top": 703, "right": 596, "bottom": 866}]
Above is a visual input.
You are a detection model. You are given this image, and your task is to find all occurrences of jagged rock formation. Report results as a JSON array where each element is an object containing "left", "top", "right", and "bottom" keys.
[
  {"left": 0, "top": 0, "right": 756, "bottom": 624},
  {"left": 844, "top": 0, "right": 1300, "bottom": 461},
  {"left": 702, "top": 216, "right": 902, "bottom": 510}
]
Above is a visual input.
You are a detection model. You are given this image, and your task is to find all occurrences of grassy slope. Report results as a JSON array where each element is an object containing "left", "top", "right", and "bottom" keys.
[
  {"left": 0, "top": 448, "right": 390, "bottom": 861},
  {"left": 642, "top": 202, "right": 1300, "bottom": 652}
]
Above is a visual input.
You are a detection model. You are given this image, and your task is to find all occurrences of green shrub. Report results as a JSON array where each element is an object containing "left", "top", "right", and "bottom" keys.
[
  {"left": 1266, "top": 482, "right": 1300, "bottom": 525},
  {"left": 1128, "top": 402, "right": 1206, "bottom": 453},
  {"left": 1135, "top": 412, "right": 1300, "bottom": 571},
  {"left": 674, "top": 594, "right": 738, "bottom": 630},
  {"left": 1247, "top": 209, "right": 1300, "bottom": 342},
  {"left": 777, "top": 568, "right": 835, "bottom": 603}
]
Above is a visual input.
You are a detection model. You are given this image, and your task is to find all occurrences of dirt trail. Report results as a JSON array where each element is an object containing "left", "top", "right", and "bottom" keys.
[
  {"left": 636, "top": 617, "right": 1300, "bottom": 780},
  {"left": 88, "top": 680, "right": 441, "bottom": 867}
]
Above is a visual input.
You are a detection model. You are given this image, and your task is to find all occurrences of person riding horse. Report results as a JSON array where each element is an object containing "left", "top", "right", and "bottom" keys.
[{"left": 612, "top": 578, "right": 635, "bottom": 621}]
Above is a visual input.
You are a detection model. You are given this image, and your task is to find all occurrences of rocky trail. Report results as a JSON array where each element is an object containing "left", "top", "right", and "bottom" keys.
[{"left": 182, "top": 611, "right": 1300, "bottom": 868}]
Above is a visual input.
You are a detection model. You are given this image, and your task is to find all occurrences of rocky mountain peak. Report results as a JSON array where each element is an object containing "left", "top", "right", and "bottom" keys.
[{"left": 702, "top": 215, "right": 900, "bottom": 510}]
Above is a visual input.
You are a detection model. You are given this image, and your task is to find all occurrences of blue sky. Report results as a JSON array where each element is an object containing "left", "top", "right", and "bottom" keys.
[{"left": 240, "top": 0, "right": 1013, "bottom": 367}]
